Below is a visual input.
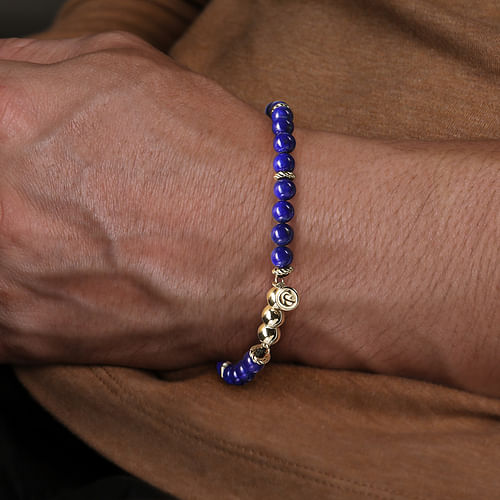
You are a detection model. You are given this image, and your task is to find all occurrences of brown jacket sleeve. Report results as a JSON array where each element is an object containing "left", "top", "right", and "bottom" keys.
[{"left": 36, "top": 0, "right": 209, "bottom": 51}]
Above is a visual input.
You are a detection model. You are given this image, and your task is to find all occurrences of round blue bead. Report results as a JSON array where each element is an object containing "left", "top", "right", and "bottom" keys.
[
  {"left": 271, "top": 106, "right": 293, "bottom": 121},
  {"left": 272, "top": 118, "right": 294, "bottom": 135},
  {"left": 271, "top": 246, "right": 293, "bottom": 267},
  {"left": 272, "top": 200, "right": 294, "bottom": 223},
  {"left": 265, "top": 100, "right": 287, "bottom": 117},
  {"left": 271, "top": 223, "right": 294, "bottom": 246},
  {"left": 233, "top": 361, "right": 246, "bottom": 376},
  {"left": 234, "top": 362, "right": 253, "bottom": 382},
  {"left": 274, "top": 179, "right": 296, "bottom": 200},
  {"left": 274, "top": 133, "right": 296, "bottom": 153},
  {"left": 243, "top": 352, "right": 264, "bottom": 374},
  {"left": 227, "top": 367, "right": 244, "bottom": 385},
  {"left": 273, "top": 153, "right": 295, "bottom": 172},
  {"left": 222, "top": 366, "right": 235, "bottom": 384}
]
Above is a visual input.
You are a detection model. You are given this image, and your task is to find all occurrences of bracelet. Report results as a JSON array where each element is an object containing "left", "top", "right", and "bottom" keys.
[{"left": 216, "top": 100, "right": 299, "bottom": 385}]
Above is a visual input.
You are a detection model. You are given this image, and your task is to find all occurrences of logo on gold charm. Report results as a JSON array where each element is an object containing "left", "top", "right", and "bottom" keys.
[{"left": 275, "top": 286, "right": 299, "bottom": 311}]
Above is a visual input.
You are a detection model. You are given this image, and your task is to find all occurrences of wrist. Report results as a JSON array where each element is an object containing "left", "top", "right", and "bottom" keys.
[
  {"left": 272, "top": 128, "right": 353, "bottom": 363},
  {"left": 284, "top": 129, "right": 500, "bottom": 397}
]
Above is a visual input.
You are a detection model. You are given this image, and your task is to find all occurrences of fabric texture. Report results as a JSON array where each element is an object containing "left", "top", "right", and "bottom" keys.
[
  {"left": 0, "top": 365, "right": 176, "bottom": 499},
  {"left": 13, "top": 0, "right": 500, "bottom": 498}
]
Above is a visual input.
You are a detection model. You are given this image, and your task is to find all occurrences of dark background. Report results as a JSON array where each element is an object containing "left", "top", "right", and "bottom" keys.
[{"left": 0, "top": 0, "right": 66, "bottom": 37}]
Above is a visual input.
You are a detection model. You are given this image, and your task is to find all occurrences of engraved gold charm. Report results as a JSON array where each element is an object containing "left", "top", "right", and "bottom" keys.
[
  {"left": 266, "top": 285, "right": 299, "bottom": 311},
  {"left": 276, "top": 286, "right": 299, "bottom": 311}
]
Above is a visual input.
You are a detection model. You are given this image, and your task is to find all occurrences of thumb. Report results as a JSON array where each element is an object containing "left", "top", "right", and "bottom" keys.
[{"left": 0, "top": 31, "right": 151, "bottom": 65}]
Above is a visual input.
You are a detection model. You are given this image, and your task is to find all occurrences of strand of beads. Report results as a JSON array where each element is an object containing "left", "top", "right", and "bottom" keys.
[
  {"left": 216, "top": 101, "right": 299, "bottom": 385},
  {"left": 269, "top": 100, "right": 296, "bottom": 275}
]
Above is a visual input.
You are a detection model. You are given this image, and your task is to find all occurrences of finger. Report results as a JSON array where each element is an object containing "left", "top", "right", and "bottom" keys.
[{"left": 0, "top": 31, "right": 151, "bottom": 65}]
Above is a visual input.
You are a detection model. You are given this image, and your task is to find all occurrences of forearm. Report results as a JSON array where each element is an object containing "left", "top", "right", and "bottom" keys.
[
  {"left": 0, "top": 27, "right": 497, "bottom": 398},
  {"left": 285, "top": 130, "right": 499, "bottom": 396},
  {"left": 34, "top": 0, "right": 208, "bottom": 51}
]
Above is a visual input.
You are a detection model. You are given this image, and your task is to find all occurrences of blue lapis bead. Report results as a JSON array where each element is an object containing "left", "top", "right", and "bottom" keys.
[
  {"left": 274, "top": 179, "right": 296, "bottom": 200},
  {"left": 272, "top": 200, "right": 294, "bottom": 223},
  {"left": 234, "top": 362, "right": 253, "bottom": 383},
  {"left": 271, "top": 246, "right": 293, "bottom": 267},
  {"left": 222, "top": 366, "right": 235, "bottom": 384},
  {"left": 272, "top": 118, "right": 294, "bottom": 135},
  {"left": 273, "top": 153, "right": 295, "bottom": 172},
  {"left": 227, "top": 367, "right": 244, "bottom": 385},
  {"left": 241, "top": 373, "right": 255, "bottom": 384},
  {"left": 271, "top": 223, "right": 294, "bottom": 246},
  {"left": 241, "top": 353, "right": 253, "bottom": 372},
  {"left": 271, "top": 106, "right": 293, "bottom": 121},
  {"left": 243, "top": 352, "right": 264, "bottom": 374},
  {"left": 274, "top": 133, "right": 296, "bottom": 153},
  {"left": 265, "top": 100, "right": 287, "bottom": 117},
  {"left": 233, "top": 361, "right": 245, "bottom": 376}
]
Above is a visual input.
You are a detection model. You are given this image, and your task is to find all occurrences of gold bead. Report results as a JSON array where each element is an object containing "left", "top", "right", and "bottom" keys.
[
  {"left": 249, "top": 343, "right": 271, "bottom": 365},
  {"left": 261, "top": 305, "right": 285, "bottom": 328},
  {"left": 268, "top": 286, "right": 299, "bottom": 311},
  {"left": 218, "top": 361, "right": 231, "bottom": 378},
  {"left": 269, "top": 102, "right": 290, "bottom": 115},
  {"left": 257, "top": 323, "right": 281, "bottom": 346},
  {"left": 266, "top": 287, "right": 280, "bottom": 308}
]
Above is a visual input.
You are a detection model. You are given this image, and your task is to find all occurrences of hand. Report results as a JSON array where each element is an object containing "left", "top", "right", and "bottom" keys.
[
  {"left": 0, "top": 32, "right": 277, "bottom": 369},
  {"left": 1, "top": 33, "right": 498, "bottom": 400}
]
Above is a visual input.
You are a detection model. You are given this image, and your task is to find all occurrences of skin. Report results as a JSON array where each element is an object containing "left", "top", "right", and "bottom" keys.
[{"left": 0, "top": 33, "right": 498, "bottom": 397}]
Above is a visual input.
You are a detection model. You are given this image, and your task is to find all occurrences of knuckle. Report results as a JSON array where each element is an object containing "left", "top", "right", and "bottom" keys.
[
  {"left": 84, "top": 30, "right": 150, "bottom": 52},
  {"left": 80, "top": 47, "right": 162, "bottom": 91},
  {"left": 0, "top": 37, "right": 37, "bottom": 60}
]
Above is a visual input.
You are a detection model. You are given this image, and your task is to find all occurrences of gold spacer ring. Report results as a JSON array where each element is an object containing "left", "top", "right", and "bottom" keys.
[
  {"left": 269, "top": 102, "right": 291, "bottom": 115},
  {"left": 274, "top": 171, "right": 296, "bottom": 181}
]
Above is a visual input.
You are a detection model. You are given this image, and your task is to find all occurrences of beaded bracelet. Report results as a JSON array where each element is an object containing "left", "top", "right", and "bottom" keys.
[{"left": 216, "top": 100, "right": 299, "bottom": 385}]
